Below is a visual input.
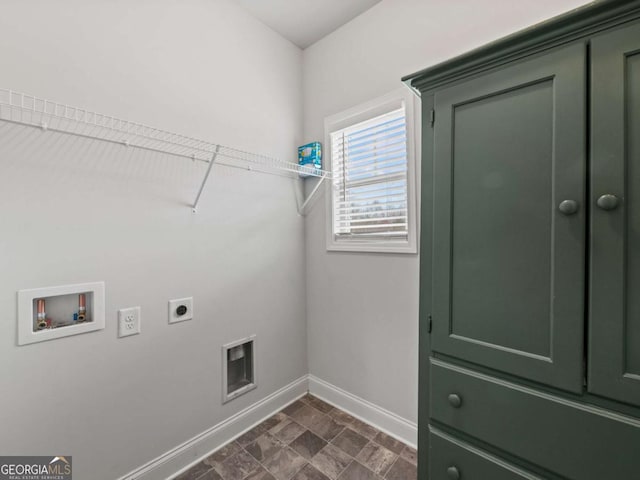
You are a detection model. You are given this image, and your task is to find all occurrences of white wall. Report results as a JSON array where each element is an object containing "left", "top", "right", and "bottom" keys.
[
  {"left": 0, "top": 1, "right": 305, "bottom": 479},
  {"left": 303, "top": 0, "right": 591, "bottom": 426}
]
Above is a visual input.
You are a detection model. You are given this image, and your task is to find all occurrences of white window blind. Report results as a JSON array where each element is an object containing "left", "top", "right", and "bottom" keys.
[{"left": 330, "top": 106, "right": 409, "bottom": 242}]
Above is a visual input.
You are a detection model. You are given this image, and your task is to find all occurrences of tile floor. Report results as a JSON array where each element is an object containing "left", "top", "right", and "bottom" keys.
[{"left": 173, "top": 394, "right": 417, "bottom": 480}]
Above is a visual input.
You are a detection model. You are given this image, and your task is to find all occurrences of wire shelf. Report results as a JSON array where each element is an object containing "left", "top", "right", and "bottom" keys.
[{"left": 0, "top": 88, "right": 330, "bottom": 212}]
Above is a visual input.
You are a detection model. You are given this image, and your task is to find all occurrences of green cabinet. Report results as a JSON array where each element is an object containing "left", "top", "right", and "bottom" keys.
[
  {"left": 589, "top": 21, "right": 640, "bottom": 407},
  {"left": 431, "top": 43, "right": 586, "bottom": 393},
  {"left": 403, "top": 1, "right": 640, "bottom": 478}
]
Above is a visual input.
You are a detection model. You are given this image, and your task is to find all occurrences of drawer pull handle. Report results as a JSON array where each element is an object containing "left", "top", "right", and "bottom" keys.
[
  {"left": 597, "top": 194, "right": 619, "bottom": 211},
  {"left": 447, "top": 466, "right": 461, "bottom": 479},
  {"left": 448, "top": 393, "right": 462, "bottom": 408},
  {"left": 558, "top": 199, "right": 579, "bottom": 215}
]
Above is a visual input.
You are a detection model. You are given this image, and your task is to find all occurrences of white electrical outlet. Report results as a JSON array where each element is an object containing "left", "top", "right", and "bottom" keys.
[
  {"left": 168, "top": 297, "right": 193, "bottom": 324},
  {"left": 118, "top": 306, "right": 141, "bottom": 337}
]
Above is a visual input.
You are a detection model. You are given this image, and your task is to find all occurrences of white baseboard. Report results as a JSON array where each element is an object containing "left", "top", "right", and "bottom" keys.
[
  {"left": 308, "top": 375, "right": 417, "bottom": 448},
  {"left": 119, "top": 374, "right": 416, "bottom": 480},
  {"left": 119, "top": 375, "right": 309, "bottom": 480}
]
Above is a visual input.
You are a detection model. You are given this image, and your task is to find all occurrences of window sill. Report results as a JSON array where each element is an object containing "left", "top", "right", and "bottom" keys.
[{"left": 327, "top": 240, "right": 417, "bottom": 254}]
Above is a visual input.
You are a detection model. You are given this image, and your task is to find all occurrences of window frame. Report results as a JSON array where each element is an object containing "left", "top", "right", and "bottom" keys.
[{"left": 324, "top": 88, "right": 418, "bottom": 254}]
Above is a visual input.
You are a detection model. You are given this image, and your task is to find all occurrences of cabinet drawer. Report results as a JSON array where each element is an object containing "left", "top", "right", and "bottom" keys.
[
  {"left": 429, "top": 427, "right": 541, "bottom": 480},
  {"left": 431, "top": 359, "right": 640, "bottom": 479}
]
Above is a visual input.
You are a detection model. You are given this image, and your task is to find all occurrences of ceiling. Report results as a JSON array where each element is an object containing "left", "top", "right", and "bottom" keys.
[{"left": 233, "top": 0, "right": 383, "bottom": 49}]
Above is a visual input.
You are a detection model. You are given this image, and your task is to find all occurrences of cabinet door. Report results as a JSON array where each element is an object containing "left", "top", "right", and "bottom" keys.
[
  {"left": 431, "top": 42, "right": 586, "bottom": 393},
  {"left": 589, "top": 21, "right": 640, "bottom": 406}
]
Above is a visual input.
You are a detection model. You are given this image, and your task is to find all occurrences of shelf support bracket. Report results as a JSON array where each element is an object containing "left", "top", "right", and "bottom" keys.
[
  {"left": 192, "top": 145, "right": 221, "bottom": 213},
  {"left": 297, "top": 172, "right": 328, "bottom": 216}
]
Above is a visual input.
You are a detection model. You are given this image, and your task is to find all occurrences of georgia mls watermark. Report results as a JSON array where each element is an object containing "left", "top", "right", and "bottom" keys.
[{"left": 0, "top": 457, "right": 72, "bottom": 480}]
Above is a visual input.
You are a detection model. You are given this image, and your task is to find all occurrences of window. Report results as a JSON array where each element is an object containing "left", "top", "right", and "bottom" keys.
[{"left": 325, "top": 89, "right": 417, "bottom": 253}]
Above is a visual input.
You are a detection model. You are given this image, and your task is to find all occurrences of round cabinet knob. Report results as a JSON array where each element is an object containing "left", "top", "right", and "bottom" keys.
[
  {"left": 597, "top": 194, "right": 619, "bottom": 211},
  {"left": 558, "top": 200, "right": 579, "bottom": 215},
  {"left": 447, "top": 466, "right": 461, "bottom": 480},
  {"left": 448, "top": 393, "right": 462, "bottom": 408}
]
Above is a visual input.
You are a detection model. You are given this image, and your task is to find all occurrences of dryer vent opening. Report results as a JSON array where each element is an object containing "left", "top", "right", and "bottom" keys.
[{"left": 222, "top": 336, "right": 256, "bottom": 403}]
